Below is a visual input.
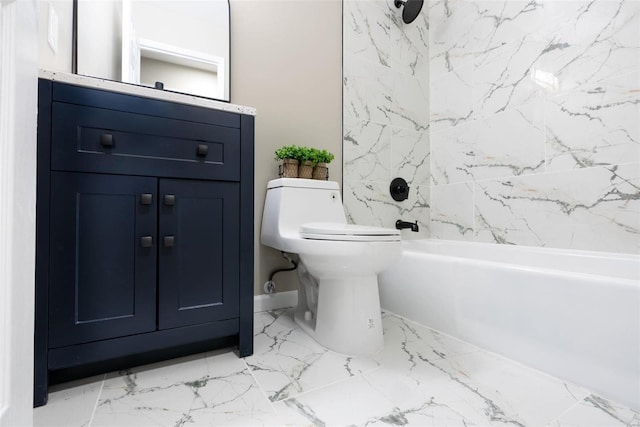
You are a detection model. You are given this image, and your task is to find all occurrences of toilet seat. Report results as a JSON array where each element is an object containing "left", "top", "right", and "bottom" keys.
[{"left": 300, "top": 222, "right": 401, "bottom": 242}]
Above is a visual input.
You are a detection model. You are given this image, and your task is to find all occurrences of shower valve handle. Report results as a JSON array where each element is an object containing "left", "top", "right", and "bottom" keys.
[{"left": 390, "top": 177, "right": 410, "bottom": 201}]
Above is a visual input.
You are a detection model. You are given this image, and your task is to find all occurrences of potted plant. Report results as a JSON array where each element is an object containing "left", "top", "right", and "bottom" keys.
[
  {"left": 275, "top": 145, "right": 300, "bottom": 178},
  {"left": 297, "top": 146, "right": 315, "bottom": 179},
  {"left": 274, "top": 146, "right": 335, "bottom": 180},
  {"left": 312, "top": 149, "right": 334, "bottom": 180}
]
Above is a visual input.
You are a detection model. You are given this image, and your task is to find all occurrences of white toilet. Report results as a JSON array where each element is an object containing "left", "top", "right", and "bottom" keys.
[{"left": 261, "top": 178, "right": 401, "bottom": 355}]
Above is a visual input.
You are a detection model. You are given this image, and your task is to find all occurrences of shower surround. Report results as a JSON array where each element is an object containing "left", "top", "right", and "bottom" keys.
[
  {"left": 343, "top": 0, "right": 430, "bottom": 237},
  {"left": 343, "top": 0, "right": 639, "bottom": 254},
  {"left": 429, "top": 0, "right": 639, "bottom": 253}
]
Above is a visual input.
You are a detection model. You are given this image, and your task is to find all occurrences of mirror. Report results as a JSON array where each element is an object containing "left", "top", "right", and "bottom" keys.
[{"left": 74, "top": 0, "right": 230, "bottom": 102}]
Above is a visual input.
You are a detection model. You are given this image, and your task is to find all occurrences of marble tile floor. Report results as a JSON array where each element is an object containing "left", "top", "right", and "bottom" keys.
[{"left": 34, "top": 309, "right": 640, "bottom": 427}]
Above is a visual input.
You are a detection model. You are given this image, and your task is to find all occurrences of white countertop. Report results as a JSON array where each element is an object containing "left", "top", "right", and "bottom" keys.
[{"left": 39, "top": 70, "right": 256, "bottom": 116}]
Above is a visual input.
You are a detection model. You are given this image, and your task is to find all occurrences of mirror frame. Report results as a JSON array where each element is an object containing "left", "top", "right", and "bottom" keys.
[{"left": 71, "top": 0, "right": 231, "bottom": 102}]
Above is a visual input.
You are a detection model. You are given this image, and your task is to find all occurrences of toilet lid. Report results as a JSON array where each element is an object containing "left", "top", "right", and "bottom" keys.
[{"left": 300, "top": 222, "right": 401, "bottom": 242}]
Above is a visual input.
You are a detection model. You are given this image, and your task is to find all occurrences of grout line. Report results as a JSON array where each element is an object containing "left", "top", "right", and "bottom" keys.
[
  {"left": 472, "top": 180, "right": 476, "bottom": 240},
  {"left": 543, "top": 92, "right": 548, "bottom": 174},
  {"left": 243, "top": 357, "right": 279, "bottom": 415},
  {"left": 546, "top": 395, "right": 588, "bottom": 426},
  {"left": 276, "top": 364, "right": 384, "bottom": 406},
  {"left": 87, "top": 373, "right": 106, "bottom": 427}
]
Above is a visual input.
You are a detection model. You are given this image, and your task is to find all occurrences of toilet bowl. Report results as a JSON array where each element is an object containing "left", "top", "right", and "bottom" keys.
[{"left": 261, "top": 178, "right": 401, "bottom": 355}]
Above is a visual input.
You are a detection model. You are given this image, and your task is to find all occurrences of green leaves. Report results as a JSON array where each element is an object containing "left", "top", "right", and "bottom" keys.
[
  {"left": 274, "top": 145, "right": 301, "bottom": 160},
  {"left": 274, "top": 145, "right": 334, "bottom": 165},
  {"left": 312, "top": 149, "right": 335, "bottom": 164}
]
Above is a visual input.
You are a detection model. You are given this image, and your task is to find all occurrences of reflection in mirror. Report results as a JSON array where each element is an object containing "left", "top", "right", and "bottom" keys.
[{"left": 75, "top": 0, "right": 230, "bottom": 101}]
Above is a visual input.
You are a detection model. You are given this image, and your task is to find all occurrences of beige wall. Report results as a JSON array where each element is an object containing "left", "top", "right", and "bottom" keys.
[{"left": 230, "top": 0, "right": 343, "bottom": 294}]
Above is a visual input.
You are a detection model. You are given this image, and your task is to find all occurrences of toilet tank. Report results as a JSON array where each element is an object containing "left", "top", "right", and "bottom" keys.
[{"left": 261, "top": 178, "right": 346, "bottom": 251}]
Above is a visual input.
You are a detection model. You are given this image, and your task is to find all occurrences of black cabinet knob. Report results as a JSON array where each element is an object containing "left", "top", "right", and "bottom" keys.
[
  {"left": 164, "top": 194, "right": 175, "bottom": 206},
  {"left": 140, "top": 236, "right": 153, "bottom": 248},
  {"left": 163, "top": 235, "right": 175, "bottom": 247},
  {"left": 140, "top": 193, "right": 153, "bottom": 205},
  {"left": 100, "top": 134, "right": 114, "bottom": 148},
  {"left": 196, "top": 144, "right": 208, "bottom": 157}
]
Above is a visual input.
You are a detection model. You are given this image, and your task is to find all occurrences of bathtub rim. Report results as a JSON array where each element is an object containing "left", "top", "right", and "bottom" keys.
[{"left": 399, "top": 239, "right": 640, "bottom": 281}]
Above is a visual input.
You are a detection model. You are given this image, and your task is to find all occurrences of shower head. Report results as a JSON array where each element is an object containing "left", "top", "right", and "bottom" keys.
[{"left": 394, "top": 0, "right": 424, "bottom": 24}]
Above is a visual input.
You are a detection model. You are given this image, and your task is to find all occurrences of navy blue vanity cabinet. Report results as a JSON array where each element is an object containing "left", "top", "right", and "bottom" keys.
[
  {"left": 158, "top": 179, "right": 240, "bottom": 329},
  {"left": 48, "top": 172, "right": 158, "bottom": 348},
  {"left": 34, "top": 79, "right": 255, "bottom": 407}
]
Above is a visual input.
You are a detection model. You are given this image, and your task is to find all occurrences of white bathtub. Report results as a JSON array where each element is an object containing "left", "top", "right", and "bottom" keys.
[{"left": 378, "top": 239, "right": 640, "bottom": 411}]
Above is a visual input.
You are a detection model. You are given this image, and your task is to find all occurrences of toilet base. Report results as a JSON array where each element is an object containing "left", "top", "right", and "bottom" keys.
[{"left": 294, "top": 275, "right": 384, "bottom": 356}]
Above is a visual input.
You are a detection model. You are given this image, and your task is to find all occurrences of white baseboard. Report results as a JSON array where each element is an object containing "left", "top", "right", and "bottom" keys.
[{"left": 254, "top": 290, "right": 298, "bottom": 312}]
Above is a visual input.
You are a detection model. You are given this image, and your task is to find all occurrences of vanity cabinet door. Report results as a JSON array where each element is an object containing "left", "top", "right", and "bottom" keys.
[
  {"left": 158, "top": 179, "right": 240, "bottom": 330},
  {"left": 48, "top": 172, "right": 158, "bottom": 348}
]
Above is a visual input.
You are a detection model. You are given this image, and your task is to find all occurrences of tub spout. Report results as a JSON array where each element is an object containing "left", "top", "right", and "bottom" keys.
[{"left": 396, "top": 220, "right": 419, "bottom": 232}]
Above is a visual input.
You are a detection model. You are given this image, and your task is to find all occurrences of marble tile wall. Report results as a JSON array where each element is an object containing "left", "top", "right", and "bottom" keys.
[
  {"left": 343, "top": 0, "right": 431, "bottom": 238},
  {"left": 343, "top": 0, "right": 638, "bottom": 253},
  {"left": 429, "top": 0, "right": 640, "bottom": 254}
]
